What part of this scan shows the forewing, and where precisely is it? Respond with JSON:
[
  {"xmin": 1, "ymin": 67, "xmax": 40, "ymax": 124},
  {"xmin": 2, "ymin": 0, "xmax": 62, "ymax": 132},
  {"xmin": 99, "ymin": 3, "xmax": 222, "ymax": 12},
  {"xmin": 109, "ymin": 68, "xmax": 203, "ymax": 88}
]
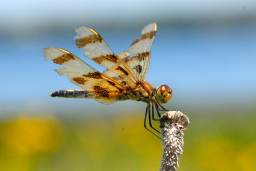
[
  {"xmin": 44, "ymin": 48, "xmax": 123, "ymax": 96},
  {"xmin": 75, "ymin": 26, "xmax": 118, "ymax": 69},
  {"xmin": 125, "ymin": 23, "xmax": 157, "ymax": 80}
]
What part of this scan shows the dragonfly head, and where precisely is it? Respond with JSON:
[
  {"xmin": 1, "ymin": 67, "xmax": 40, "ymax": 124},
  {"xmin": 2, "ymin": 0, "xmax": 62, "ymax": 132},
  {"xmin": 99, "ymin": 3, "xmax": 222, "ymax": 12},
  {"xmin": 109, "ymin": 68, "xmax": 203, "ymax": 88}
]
[{"xmin": 155, "ymin": 84, "xmax": 172, "ymax": 103}]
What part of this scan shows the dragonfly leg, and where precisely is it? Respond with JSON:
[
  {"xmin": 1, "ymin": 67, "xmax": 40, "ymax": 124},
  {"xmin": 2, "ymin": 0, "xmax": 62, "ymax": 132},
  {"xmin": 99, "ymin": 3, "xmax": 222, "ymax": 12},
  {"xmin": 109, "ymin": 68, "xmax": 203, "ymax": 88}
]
[
  {"xmin": 144, "ymin": 103, "xmax": 161, "ymax": 138},
  {"xmin": 148, "ymin": 103, "xmax": 160, "ymax": 133},
  {"xmin": 154, "ymin": 102, "xmax": 162, "ymax": 118},
  {"xmin": 155, "ymin": 99, "xmax": 169, "ymax": 111},
  {"xmin": 152, "ymin": 103, "xmax": 160, "ymax": 121}
]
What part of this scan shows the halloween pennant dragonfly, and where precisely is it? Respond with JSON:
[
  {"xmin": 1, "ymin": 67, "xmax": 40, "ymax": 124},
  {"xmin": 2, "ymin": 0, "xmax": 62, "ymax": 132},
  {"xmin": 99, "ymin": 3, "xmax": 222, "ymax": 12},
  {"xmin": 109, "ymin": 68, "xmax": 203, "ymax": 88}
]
[{"xmin": 44, "ymin": 23, "xmax": 172, "ymax": 136}]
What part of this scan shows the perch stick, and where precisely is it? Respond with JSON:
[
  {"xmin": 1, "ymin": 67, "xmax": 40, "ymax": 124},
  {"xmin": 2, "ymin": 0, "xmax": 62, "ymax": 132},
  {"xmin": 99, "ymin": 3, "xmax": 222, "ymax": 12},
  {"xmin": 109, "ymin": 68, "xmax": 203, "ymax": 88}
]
[{"xmin": 159, "ymin": 111, "xmax": 190, "ymax": 171}]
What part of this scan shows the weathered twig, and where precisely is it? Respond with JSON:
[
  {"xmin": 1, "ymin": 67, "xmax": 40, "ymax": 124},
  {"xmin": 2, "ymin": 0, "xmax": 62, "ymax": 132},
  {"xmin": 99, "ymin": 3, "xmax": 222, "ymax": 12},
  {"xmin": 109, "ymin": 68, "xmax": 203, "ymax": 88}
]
[{"xmin": 160, "ymin": 111, "xmax": 190, "ymax": 171}]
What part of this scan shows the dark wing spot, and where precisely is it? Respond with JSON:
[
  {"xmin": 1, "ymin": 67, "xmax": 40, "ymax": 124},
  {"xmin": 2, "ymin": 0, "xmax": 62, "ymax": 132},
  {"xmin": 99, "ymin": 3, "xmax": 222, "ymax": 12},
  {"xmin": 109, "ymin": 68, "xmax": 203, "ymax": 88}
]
[
  {"xmin": 141, "ymin": 31, "xmax": 156, "ymax": 40},
  {"xmin": 53, "ymin": 53, "xmax": 75, "ymax": 64},
  {"xmin": 107, "ymin": 80, "xmax": 116, "ymax": 86},
  {"xmin": 75, "ymin": 34, "xmax": 103, "ymax": 48},
  {"xmin": 94, "ymin": 54, "xmax": 118, "ymax": 63},
  {"xmin": 83, "ymin": 72, "xmax": 102, "ymax": 79},
  {"xmin": 124, "ymin": 52, "xmax": 149, "ymax": 63},
  {"xmin": 93, "ymin": 86, "xmax": 109, "ymax": 97},
  {"xmin": 138, "ymin": 52, "xmax": 149, "ymax": 61},
  {"xmin": 134, "ymin": 65, "xmax": 142, "ymax": 74},
  {"xmin": 116, "ymin": 66, "xmax": 129, "ymax": 75},
  {"xmin": 73, "ymin": 77, "xmax": 86, "ymax": 84},
  {"xmin": 121, "ymin": 81, "xmax": 127, "ymax": 86},
  {"xmin": 107, "ymin": 80, "xmax": 124, "ymax": 92},
  {"xmin": 130, "ymin": 31, "xmax": 156, "ymax": 46}
]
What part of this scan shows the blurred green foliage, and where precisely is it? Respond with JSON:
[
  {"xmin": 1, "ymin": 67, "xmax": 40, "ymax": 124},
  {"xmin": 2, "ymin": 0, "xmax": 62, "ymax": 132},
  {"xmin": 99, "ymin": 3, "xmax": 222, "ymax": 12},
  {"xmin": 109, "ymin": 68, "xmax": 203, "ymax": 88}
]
[{"xmin": 0, "ymin": 110, "xmax": 255, "ymax": 171}]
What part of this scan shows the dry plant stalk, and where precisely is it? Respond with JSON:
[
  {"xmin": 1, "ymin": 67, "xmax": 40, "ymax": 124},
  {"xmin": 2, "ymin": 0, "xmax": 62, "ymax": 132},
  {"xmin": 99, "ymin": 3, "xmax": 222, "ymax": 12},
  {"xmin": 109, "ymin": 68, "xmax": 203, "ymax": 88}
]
[{"xmin": 160, "ymin": 111, "xmax": 190, "ymax": 171}]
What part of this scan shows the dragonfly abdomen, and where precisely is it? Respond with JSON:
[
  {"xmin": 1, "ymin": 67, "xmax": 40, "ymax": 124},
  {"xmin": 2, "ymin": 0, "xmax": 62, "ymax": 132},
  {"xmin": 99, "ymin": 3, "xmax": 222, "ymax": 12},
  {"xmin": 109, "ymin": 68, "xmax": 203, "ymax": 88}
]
[{"xmin": 51, "ymin": 90, "xmax": 88, "ymax": 98}]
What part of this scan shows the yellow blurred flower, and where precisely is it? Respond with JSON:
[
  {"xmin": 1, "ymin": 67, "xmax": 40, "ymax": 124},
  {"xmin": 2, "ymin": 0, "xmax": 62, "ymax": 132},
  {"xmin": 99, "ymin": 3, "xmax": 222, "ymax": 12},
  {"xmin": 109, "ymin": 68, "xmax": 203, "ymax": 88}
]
[
  {"xmin": 197, "ymin": 139, "xmax": 237, "ymax": 171},
  {"xmin": 237, "ymin": 143, "xmax": 256, "ymax": 171},
  {"xmin": 2, "ymin": 115, "xmax": 62, "ymax": 156}
]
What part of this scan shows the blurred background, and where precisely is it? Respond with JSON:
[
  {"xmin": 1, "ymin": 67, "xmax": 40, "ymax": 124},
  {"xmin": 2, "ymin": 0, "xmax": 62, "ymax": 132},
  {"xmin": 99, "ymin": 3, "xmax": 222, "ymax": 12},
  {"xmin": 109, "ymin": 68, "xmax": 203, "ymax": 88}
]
[{"xmin": 1, "ymin": 0, "xmax": 256, "ymax": 170}]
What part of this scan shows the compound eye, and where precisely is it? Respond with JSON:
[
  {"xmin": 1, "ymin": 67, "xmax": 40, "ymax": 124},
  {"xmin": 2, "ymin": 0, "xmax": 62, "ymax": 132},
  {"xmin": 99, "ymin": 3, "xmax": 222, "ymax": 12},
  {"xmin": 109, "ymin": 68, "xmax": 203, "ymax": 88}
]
[
  {"xmin": 159, "ymin": 85, "xmax": 171, "ymax": 94},
  {"xmin": 160, "ymin": 85, "xmax": 167, "ymax": 93},
  {"xmin": 163, "ymin": 91, "xmax": 172, "ymax": 102},
  {"xmin": 156, "ymin": 85, "xmax": 172, "ymax": 103}
]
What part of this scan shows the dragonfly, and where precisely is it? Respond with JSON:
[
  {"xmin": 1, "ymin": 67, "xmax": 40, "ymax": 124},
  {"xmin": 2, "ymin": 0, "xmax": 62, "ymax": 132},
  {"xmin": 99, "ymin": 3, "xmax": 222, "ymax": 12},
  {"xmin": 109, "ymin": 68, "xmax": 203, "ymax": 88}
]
[{"xmin": 44, "ymin": 23, "xmax": 172, "ymax": 136}]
